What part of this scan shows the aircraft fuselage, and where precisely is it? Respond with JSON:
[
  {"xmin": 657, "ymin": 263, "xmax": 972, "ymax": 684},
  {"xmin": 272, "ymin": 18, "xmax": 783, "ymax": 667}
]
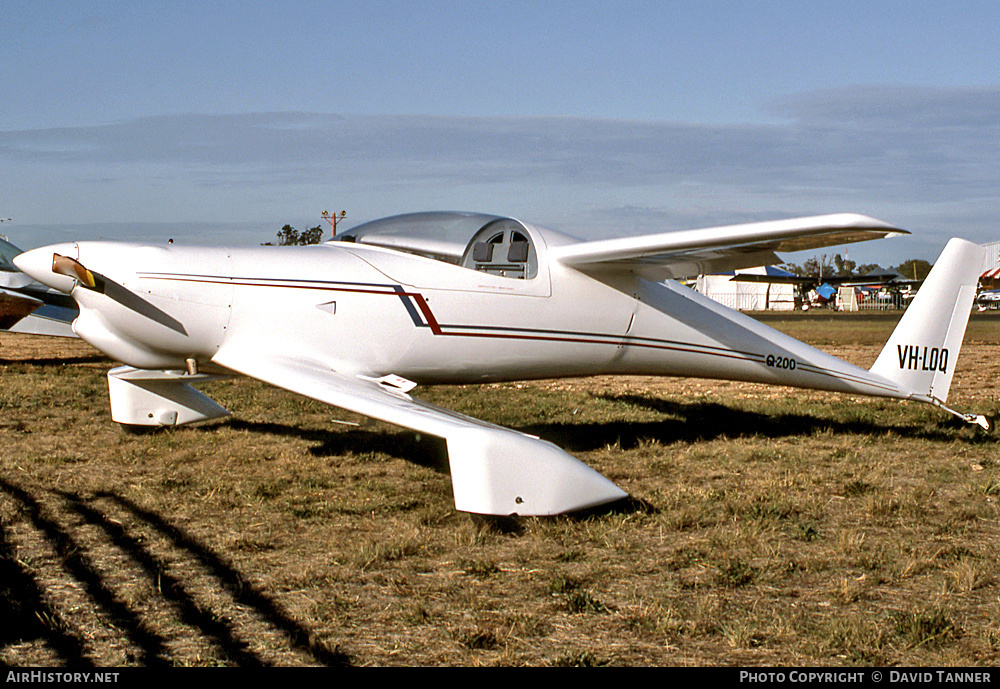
[{"xmin": 33, "ymin": 239, "xmax": 904, "ymax": 400}]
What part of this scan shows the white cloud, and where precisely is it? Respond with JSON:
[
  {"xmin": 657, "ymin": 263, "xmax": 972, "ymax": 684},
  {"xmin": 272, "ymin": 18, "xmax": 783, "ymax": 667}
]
[{"xmin": 3, "ymin": 87, "xmax": 998, "ymax": 264}]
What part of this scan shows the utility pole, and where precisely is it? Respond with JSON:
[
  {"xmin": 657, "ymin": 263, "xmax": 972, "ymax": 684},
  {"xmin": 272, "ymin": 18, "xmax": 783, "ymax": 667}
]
[{"xmin": 322, "ymin": 210, "xmax": 347, "ymax": 238}]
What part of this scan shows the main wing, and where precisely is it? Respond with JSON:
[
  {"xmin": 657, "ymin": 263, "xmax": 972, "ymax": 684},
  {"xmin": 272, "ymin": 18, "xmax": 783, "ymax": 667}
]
[
  {"xmin": 212, "ymin": 347, "xmax": 627, "ymax": 516},
  {"xmin": 551, "ymin": 213, "xmax": 906, "ymax": 280},
  {"xmin": 0, "ymin": 287, "xmax": 78, "ymax": 336},
  {"xmin": 0, "ymin": 288, "xmax": 43, "ymax": 330}
]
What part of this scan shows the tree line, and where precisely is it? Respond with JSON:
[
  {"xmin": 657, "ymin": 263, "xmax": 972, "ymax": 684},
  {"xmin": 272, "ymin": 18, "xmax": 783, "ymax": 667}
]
[
  {"xmin": 262, "ymin": 224, "xmax": 325, "ymax": 246},
  {"xmin": 783, "ymin": 253, "xmax": 933, "ymax": 281}
]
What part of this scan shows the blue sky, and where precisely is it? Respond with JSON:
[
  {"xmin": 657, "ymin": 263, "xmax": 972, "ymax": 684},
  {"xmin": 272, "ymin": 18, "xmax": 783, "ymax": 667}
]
[{"xmin": 3, "ymin": 1, "xmax": 999, "ymax": 267}]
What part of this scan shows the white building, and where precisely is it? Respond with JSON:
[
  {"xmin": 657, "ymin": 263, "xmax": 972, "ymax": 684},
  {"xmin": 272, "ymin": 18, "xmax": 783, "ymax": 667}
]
[{"xmin": 695, "ymin": 266, "xmax": 797, "ymax": 311}]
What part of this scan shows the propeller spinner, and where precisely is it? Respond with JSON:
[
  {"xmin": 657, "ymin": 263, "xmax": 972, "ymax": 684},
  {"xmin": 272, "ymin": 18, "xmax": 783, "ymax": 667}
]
[{"xmin": 13, "ymin": 244, "xmax": 90, "ymax": 293}]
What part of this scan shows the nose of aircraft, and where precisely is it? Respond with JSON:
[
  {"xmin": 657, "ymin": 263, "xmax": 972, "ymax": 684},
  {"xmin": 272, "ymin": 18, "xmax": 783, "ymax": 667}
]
[{"xmin": 13, "ymin": 243, "xmax": 82, "ymax": 293}]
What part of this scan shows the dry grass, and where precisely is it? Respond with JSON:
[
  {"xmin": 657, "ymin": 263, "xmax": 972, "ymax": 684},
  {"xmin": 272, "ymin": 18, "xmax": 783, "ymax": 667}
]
[{"xmin": 1, "ymin": 311, "xmax": 999, "ymax": 666}]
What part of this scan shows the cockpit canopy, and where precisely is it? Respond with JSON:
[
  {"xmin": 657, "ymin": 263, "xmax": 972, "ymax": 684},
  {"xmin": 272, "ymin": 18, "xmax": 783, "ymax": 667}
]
[
  {"xmin": 334, "ymin": 212, "xmax": 538, "ymax": 280},
  {"xmin": 458, "ymin": 218, "xmax": 537, "ymax": 279}
]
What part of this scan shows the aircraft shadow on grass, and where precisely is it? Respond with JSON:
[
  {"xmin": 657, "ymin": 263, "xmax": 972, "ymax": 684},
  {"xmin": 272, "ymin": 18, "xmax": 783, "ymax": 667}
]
[
  {"xmin": 0, "ymin": 478, "xmax": 352, "ymax": 667},
  {"xmin": 0, "ymin": 355, "xmax": 110, "ymax": 367},
  {"xmin": 197, "ymin": 395, "xmax": 991, "ymax": 525},
  {"xmin": 219, "ymin": 392, "xmax": 994, "ymax": 470},
  {"xmin": 580, "ymin": 393, "xmax": 996, "ymax": 447},
  {"xmin": 207, "ymin": 394, "xmax": 997, "ymax": 522}
]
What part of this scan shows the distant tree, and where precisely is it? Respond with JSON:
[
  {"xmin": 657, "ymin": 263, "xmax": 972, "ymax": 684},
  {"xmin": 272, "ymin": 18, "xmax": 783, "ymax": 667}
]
[
  {"xmin": 299, "ymin": 225, "xmax": 325, "ymax": 245},
  {"xmin": 263, "ymin": 224, "xmax": 325, "ymax": 246},
  {"xmin": 787, "ymin": 254, "xmax": 835, "ymax": 280},
  {"xmin": 786, "ymin": 255, "xmax": 888, "ymax": 281},
  {"xmin": 832, "ymin": 253, "xmax": 856, "ymax": 277},
  {"xmin": 892, "ymin": 259, "xmax": 933, "ymax": 281}
]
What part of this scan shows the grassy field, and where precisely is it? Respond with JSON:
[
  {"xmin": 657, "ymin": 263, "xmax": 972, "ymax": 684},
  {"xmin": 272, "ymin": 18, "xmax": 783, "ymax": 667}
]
[{"xmin": 1, "ymin": 311, "xmax": 999, "ymax": 666}]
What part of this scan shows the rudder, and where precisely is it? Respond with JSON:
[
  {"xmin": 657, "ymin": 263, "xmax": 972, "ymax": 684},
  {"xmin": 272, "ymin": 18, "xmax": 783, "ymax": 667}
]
[{"xmin": 870, "ymin": 238, "xmax": 985, "ymax": 403}]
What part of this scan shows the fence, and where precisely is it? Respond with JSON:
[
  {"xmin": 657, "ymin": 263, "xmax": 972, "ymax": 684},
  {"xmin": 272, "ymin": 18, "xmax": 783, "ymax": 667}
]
[
  {"xmin": 705, "ymin": 289, "xmax": 909, "ymax": 311},
  {"xmin": 841, "ymin": 287, "xmax": 908, "ymax": 311},
  {"xmin": 701, "ymin": 292, "xmax": 797, "ymax": 311}
]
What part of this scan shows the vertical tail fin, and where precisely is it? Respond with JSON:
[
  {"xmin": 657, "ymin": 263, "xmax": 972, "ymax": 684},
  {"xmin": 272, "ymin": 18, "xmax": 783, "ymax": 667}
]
[{"xmin": 870, "ymin": 238, "xmax": 985, "ymax": 403}]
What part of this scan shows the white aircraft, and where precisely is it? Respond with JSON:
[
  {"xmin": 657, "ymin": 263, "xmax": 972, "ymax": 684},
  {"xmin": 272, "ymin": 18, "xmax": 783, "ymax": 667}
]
[
  {"xmin": 0, "ymin": 236, "xmax": 77, "ymax": 337},
  {"xmin": 13, "ymin": 212, "xmax": 990, "ymax": 516},
  {"xmin": 977, "ymin": 288, "xmax": 1000, "ymax": 310}
]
